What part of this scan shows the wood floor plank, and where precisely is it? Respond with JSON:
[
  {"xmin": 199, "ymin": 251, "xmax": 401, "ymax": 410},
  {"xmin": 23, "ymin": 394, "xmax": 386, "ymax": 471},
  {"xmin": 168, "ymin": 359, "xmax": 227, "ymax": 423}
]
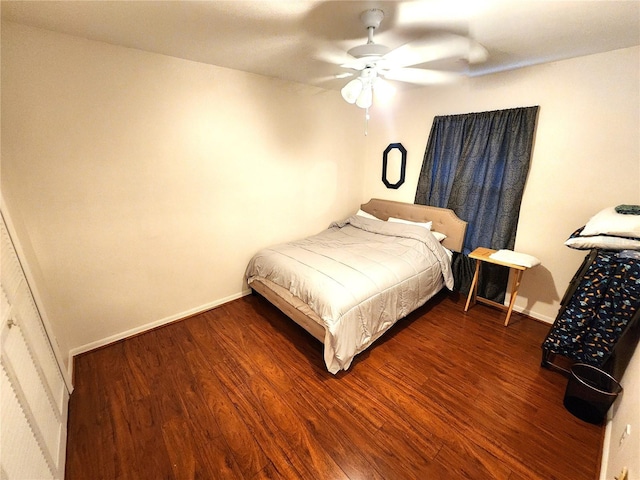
[
  {"xmin": 283, "ymin": 379, "xmax": 389, "ymax": 480},
  {"xmin": 223, "ymin": 380, "xmax": 315, "ymax": 479},
  {"xmin": 185, "ymin": 348, "xmax": 269, "ymax": 479},
  {"xmin": 160, "ymin": 416, "xmax": 199, "ymax": 479},
  {"xmin": 106, "ymin": 380, "xmax": 145, "ymax": 478},
  {"xmin": 65, "ymin": 357, "xmax": 117, "ymax": 480},
  {"xmin": 246, "ymin": 373, "xmax": 350, "ymax": 480},
  {"xmin": 66, "ymin": 293, "xmax": 603, "ymax": 480},
  {"xmin": 433, "ymin": 441, "xmax": 513, "ymax": 480}
]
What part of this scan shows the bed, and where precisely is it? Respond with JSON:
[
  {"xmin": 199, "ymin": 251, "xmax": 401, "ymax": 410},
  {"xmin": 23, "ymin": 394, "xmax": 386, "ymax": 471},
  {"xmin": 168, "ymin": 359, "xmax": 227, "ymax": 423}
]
[{"xmin": 245, "ymin": 198, "xmax": 468, "ymax": 374}]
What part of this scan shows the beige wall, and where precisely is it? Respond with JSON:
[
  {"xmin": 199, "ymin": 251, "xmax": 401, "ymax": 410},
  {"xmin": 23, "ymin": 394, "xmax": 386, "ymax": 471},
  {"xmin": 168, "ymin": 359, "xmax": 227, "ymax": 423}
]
[
  {"xmin": 364, "ymin": 46, "xmax": 640, "ymax": 323},
  {"xmin": 1, "ymin": 22, "xmax": 366, "ymax": 359}
]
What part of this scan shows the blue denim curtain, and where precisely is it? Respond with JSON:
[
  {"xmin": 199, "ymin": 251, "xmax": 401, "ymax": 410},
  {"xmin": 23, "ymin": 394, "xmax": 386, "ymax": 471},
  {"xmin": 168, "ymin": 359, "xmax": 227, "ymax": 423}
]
[{"xmin": 415, "ymin": 106, "xmax": 539, "ymax": 301}]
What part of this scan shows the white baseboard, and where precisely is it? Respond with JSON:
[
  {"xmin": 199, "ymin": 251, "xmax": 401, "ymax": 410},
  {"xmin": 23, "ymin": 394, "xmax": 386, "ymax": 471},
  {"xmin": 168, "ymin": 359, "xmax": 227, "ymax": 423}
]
[
  {"xmin": 599, "ymin": 419, "xmax": 612, "ymax": 480},
  {"xmin": 67, "ymin": 289, "xmax": 253, "ymax": 379}
]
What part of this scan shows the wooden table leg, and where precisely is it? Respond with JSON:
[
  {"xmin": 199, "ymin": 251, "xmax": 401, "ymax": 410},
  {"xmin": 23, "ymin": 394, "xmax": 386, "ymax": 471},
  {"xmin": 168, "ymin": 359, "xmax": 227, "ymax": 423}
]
[
  {"xmin": 465, "ymin": 260, "xmax": 481, "ymax": 312},
  {"xmin": 504, "ymin": 268, "xmax": 524, "ymax": 326}
]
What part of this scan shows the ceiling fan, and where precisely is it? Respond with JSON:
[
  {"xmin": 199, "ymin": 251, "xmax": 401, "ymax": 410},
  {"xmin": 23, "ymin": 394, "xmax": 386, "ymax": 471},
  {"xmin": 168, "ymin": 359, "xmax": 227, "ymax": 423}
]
[{"xmin": 338, "ymin": 9, "xmax": 488, "ymax": 109}]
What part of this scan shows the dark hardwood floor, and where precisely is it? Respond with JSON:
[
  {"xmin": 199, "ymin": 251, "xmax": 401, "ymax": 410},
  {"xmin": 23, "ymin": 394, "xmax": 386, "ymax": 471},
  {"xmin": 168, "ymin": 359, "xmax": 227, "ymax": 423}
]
[{"xmin": 65, "ymin": 291, "xmax": 603, "ymax": 480}]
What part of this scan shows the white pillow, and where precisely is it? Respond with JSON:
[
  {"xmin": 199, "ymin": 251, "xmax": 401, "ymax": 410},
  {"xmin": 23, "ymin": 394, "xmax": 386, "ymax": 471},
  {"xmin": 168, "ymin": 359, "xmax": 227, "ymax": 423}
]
[
  {"xmin": 580, "ymin": 207, "xmax": 640, "ymax": 238},
  {"xmin": 356, "ymin": 209, "xmax": 379, "ymax": 220},
  {"xmin": 387, "ymin": 217, "xmax": 432, "ymax": 231},
  {"xmin": 431, "ymin": 231, "xmax": 447, "ymax": 242},
  {"xmin": 566, "ymin": 234, "xmax": 640, "ymax": 251},
  {"xmin": 489, "ymin": 249, "xmax": 541, "ymax": 268}
]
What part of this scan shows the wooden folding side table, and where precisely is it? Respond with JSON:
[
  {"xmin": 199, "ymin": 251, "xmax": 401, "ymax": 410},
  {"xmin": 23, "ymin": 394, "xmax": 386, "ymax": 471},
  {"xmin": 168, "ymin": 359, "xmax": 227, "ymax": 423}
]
[{"xmin": 464, "ymin": 247, "xmax": 530, "ymax": 326}]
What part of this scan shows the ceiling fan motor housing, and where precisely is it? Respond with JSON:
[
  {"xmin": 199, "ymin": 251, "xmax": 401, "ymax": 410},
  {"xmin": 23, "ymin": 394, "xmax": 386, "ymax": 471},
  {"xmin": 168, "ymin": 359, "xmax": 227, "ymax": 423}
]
[
  {"xmin": 360, "ymin": 9, "xmax": 384, "ymax": 29},
  {"xmin": 348, "ymin": 8, "xmax": 390, "ymax": 59},
  {"xmin": 348, "ymin": 43, "xmax": 390, "ymax": 59}
]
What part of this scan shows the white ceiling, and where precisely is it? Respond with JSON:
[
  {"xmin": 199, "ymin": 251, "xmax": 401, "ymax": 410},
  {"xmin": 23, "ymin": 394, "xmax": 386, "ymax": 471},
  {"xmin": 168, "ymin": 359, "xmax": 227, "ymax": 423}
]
[{"xmin": 2, "ymin": 0, "xmax": 639, "ymax": 91}]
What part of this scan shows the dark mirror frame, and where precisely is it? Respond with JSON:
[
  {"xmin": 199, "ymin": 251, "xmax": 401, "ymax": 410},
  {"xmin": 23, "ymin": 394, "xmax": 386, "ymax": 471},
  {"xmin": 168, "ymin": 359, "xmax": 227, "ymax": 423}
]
[{"xmin": 382, "ymin": 143, "xmax": 407, "ymax": 189}]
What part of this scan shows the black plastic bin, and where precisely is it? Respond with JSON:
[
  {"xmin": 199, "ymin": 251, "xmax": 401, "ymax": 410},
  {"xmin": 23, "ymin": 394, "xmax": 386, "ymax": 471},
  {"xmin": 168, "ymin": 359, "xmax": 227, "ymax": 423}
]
[{"xmin": 563, "ymin": 363, "xmax": 622, "ymax": 424}]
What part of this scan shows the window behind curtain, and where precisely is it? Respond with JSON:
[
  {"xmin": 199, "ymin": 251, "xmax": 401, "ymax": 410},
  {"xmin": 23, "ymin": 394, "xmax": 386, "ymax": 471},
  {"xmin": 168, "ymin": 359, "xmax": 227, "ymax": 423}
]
[{"xmin": 415, "ymin": 106, "xmax": 539, "ymax": 302}]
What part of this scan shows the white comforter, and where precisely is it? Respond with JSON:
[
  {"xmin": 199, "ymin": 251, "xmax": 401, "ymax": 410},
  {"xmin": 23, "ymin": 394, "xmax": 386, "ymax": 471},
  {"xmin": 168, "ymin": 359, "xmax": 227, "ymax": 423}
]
[{"xmin": 245, "ymin": 215, "xmax": 454, "ymax": 373}]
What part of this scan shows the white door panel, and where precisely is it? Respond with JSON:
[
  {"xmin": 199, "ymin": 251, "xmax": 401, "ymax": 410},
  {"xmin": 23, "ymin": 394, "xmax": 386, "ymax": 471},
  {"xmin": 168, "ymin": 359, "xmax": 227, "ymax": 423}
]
[{"xmin": 1, "ymin": 214, "xmax": 70, "ymax": 479}]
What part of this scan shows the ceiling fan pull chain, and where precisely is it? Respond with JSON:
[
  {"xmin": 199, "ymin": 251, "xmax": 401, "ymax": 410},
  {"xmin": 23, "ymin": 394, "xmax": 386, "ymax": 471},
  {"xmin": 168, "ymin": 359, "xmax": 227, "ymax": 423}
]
[{"xmin": 364, "ymin": 107, "xmax": 370, "ymax": 136}]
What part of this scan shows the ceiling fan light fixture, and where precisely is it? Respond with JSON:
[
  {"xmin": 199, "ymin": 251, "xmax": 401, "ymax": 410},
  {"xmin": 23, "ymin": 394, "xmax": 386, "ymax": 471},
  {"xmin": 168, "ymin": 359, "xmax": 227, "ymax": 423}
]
[
  {"xmin": 355, "ymin": 84, "xmax": 373, "ymax": 109},
  {"xmin": 341, "ymin": 78, "xmax": 363, "ymax": 104},
  {"xmin": 373, "ymin": 77, "xmax": 396, "ymax": 104}
]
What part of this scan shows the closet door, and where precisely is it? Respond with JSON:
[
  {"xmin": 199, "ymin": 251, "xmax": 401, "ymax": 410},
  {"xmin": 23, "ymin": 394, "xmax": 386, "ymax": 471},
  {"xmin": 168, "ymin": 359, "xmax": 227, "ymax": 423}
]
[{"xmin": 1, "ymin": 214, "xmax": 70, "ymax": 479}]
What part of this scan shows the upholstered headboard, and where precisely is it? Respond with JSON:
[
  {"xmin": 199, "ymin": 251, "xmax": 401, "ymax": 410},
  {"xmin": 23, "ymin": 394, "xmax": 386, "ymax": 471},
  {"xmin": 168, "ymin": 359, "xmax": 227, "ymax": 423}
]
[{"xmin": 360, "ymin": 198, "xmax": 467, "ymax": 252}]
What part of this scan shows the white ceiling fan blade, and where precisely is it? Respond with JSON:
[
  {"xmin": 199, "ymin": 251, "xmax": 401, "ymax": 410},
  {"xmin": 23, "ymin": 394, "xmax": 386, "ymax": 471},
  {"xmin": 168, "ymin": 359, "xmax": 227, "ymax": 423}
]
[
  {"xmin": 311, "ymin": 73, "xmax": 352, "ymax": 86},
  {"xmin": 340, "ymin": 56, "xmax": 378, "ymax": 71},
  {"xmin": 382, "ymin": 68, "xmax": 459, "ymax": 85},
  {"xmin": 314, "ymin": 43, "xmax": 365, "ymax": 70},
  {"xmin": 383, "ymin": 33, "xmax": 482, "ymax": 69}
]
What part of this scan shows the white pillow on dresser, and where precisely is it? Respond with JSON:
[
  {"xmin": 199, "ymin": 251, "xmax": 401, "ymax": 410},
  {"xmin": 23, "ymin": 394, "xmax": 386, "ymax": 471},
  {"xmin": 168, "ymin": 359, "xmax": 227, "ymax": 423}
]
[{"xmin": 581, "ymin": 207, "xmax": 640, "ymax": 238}]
